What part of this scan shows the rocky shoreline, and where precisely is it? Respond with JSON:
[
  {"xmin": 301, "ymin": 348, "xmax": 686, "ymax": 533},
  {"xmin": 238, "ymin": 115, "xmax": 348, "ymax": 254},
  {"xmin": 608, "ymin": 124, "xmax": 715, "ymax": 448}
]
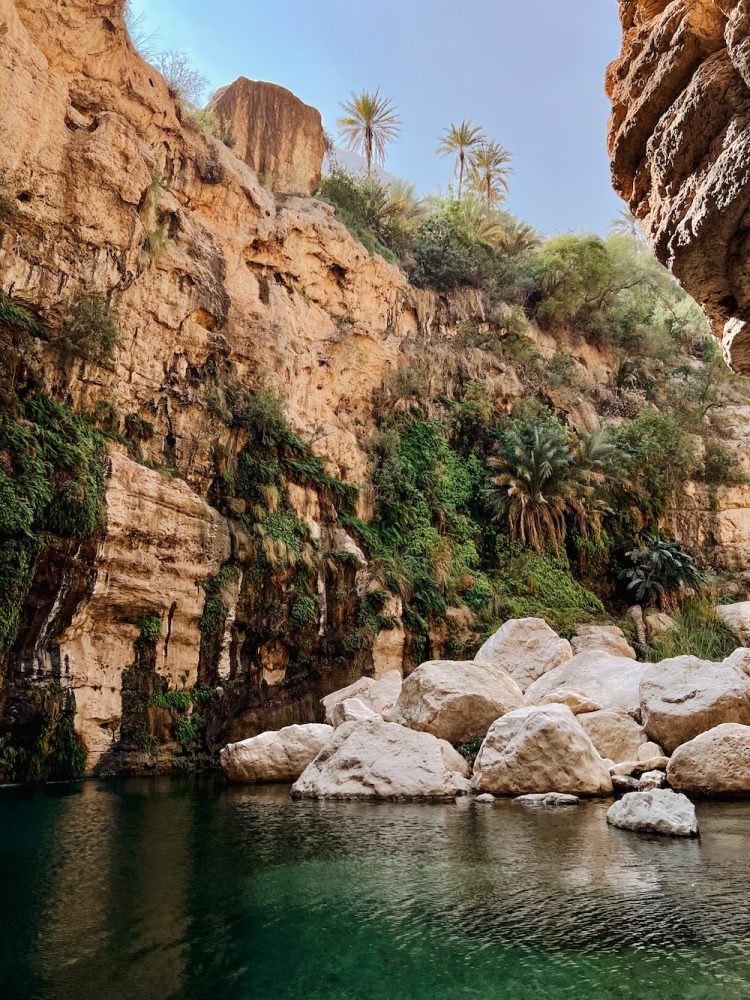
[{"xmin": 221, "ymin": 616, "xmax": 750, "ymax": 837}]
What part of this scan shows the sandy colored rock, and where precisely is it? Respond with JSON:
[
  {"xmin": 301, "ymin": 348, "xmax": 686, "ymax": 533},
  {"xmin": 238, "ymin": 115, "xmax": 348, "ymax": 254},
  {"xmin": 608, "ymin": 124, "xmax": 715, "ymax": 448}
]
[
  {"xmin": 321, "ymin": 670, "xmax": 402, "ymax": 725},
  {"xmin": 638, "ymin": 770, "xmax": 666, "ymax": 791},
  {"xmin": 537, "ymin": 689, "xmax": 603, "ymax": 714},
  {"xmin": 637, "ymin": 741, "xmax": 664, "ymax": 761},
  {"xmin": 209, "ymin": 77, "xmax": 325, "ymax": 196},
  {"xmin": 571, "ymin": 625, "xmax": 636, "ymax": 660},
  {"xmin": 717, "ymin": 602, "xmax": 750, "ymax": 645},
  {"xmin": 644, "ymin": 613, "xmax": 676, "ymax": 638},
  {"xmin": 330, "ymin": 698, "xmax": 379, "ymax": 728},
  {"xmin": 290, "ymin": 718, "xmax": 471, "ymax": 800},
  {"xmin": 667, "ymin": 723, "xmax": 750, "ymax": 795},
  {"xmin": 220, "ymin": 723, "xmax": 334, "ymax": 782},
  {"xmin": 606, "ymin": 790, "xmax": 699, "ymax": 838},
  {"xmin": 578, "ymin": 709, "xmax": 647, "ymax": 763},
  {"xmin": 610, "ymin": 757, "xmax": 670, "ymax": 777},
  {"xmin": 472, "ymin": 704, "xmax": 613, "ymax": 797},
  {"xmin": 392, "ymin": 660, "xmax": 524, "ymax": 745},
  {"xmin": 473, "ymin": 618, "xmax": 572, "ymax": 691},
  {"xmin": 525, "ymin": 652, "xmax": 648, "ymax": 717},
  {"xmin": 640, "ymin": 655, "xmax": 750, "ymax": 754}
]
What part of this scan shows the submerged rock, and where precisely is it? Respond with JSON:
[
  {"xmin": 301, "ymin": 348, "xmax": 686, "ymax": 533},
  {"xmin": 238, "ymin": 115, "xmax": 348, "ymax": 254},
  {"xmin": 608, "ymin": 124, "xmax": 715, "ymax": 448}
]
[
  {"xmin": 473, "ymin": 618, "xmax": 572, "ymax": 691},
  {"xmin": 606, "ymin": 790, "xmax": 699, "ymax": 838},
  {"xmin": 475, "ymin": 793, "xmax": 496, "ymax": 804},
  {"xmin": 472, "ymin": 704, "xmax": 613, "ymax": 797},
  {"xmin": 291, "ymin": 718, "xmax": 471, "ymax": 801},
  {"xmin": 392, "ymin": 659, "xmax": 524, "ymax": 745},
  {"xmin": 667, "ymin": 723, "xmax": 750, "ymax": 795},
  {"xmin": 514, "ymin": 792, "xmax": 580, "ymax": 807},
  {"xmin": 220, "ymin": 723, "xmax": 333, "ymax": 783},
  {"xmin": 578, "ymin": 709, "xmax": 647, "ymax": 763},
  {"xmin": 321, "ymin": 670, "xmax": 402, "ymax": 726},
  {"xmin": 640, "ymin": 655, "xmax": 750, "ymax": 754}
]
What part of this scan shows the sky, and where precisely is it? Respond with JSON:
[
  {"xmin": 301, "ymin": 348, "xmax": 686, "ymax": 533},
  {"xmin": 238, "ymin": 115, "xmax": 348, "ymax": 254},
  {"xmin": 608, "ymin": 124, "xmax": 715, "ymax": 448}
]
[{"xmin": 132, "ymin": 0, "xmax": 624, "ymax": 236}]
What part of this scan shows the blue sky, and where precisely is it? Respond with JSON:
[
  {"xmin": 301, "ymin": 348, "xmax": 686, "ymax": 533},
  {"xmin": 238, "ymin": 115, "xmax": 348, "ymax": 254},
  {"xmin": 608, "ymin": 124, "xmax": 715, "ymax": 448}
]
[{"xmin": 132, "ymin": 0, "xmax": 624, "ymax": 235}]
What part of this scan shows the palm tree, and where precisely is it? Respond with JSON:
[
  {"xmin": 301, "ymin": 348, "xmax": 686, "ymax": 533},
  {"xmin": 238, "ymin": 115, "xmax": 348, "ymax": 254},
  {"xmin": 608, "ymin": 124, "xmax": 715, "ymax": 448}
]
[
  {"xmin": 467, "ymin": 141, "xmax": 513, "ymax": 208},
  {"xmin": 337, "ymin": 90, "xmax": 402, "ymax": 175},
  {"xmin": 436, "ymin": 120, "xmax": 485, "ymax": 200},
  {"xmin": 609, "ymin": 208, "xmax": 644, "ymax": 244},
  {"xmin": 494, "ymin": 216, "xmax": 540, "ymax": 256}
]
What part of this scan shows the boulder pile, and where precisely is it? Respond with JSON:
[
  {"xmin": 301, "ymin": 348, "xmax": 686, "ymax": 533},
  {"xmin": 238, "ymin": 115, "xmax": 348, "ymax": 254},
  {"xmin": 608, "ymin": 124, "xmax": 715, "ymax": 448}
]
[{"xmin": 221, "ymin": 616, "xmax": 750, "ymax": 829}]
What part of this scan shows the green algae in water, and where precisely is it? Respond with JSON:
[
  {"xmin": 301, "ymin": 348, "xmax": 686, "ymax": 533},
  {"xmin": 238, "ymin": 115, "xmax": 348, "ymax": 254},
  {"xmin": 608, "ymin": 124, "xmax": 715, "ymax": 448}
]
[{"xmin": 1, "ymin": 779, "xmax": 750, "ymax": 1000}]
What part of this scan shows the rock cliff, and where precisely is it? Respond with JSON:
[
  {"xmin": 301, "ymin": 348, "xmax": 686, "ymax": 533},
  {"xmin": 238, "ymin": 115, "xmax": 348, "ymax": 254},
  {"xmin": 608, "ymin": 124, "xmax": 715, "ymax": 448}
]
[
  {"xmin": 607, "ymin": 0, "xmax": 750, "ymax": 373},
  {"xmin": 3, "ymin": 0, "xmax": 750, "ymax": 780}
]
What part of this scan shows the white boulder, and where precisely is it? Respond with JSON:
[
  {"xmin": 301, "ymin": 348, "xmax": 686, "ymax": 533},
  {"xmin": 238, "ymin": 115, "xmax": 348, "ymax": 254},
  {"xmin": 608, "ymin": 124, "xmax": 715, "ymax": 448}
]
[
  {"xmin": 392, "ymin": 660, "xmax": 524, "ymax": 745},
  {"xmin": 639, "ymin": 655, "xmax": 750, "ymax": 754},
  {"xmin": 290, "ymin": 718, "xmax": 471, "ymax": 800},
  {"xmin": 474, "ymin": 617, "xmax": 572, "ymax": 691},
  {"xmin": 606, "ymin": 789, "xmax": 699, "ymax": 837},
  {"xmin": 472, "ymin": 704, "xmax": 613, "ymax": 796},
  {"xmin": 514, "ymin": 792, "xmax": 579, "ymax": 807},
  {"xmin": 578, "ymin": 709, "xmax": 647, "ymax": 763},
  {"xmin": 717, "ymin": 602, "xmax": 750, "ymax": 644},
  {"xmin": 321, "ymin": 669, "xmax": 402, "ymax": 725},
  {"xmin": 667, "ymin": 723, "xmax": 750, "ymax": 795},
  {"xmin": 525, "ymin": 651, "xmax": 648, "ymax": 717},
  {"xmin": 571, "ymin": 625, "xmax": 636, "ymax": 660},
  {"xmin": 330, "ymin": 697, "xmax": 379, "ymax": 728},
  {"xmin": 220, "ymin": 723, "xmax": 333, "ymax": 783}
]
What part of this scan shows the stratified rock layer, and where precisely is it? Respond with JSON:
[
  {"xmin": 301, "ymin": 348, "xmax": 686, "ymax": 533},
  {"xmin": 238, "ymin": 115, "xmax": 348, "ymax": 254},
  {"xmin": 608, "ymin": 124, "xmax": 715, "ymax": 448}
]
[{"xmin": 607, "ymin": 0, "xmax": 750, "ymax": 371}]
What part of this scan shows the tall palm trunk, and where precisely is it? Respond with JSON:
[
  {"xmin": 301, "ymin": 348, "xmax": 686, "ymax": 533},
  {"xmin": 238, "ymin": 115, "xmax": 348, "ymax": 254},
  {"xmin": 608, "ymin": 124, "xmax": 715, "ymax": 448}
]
[
  {"xmin": 366, "ymin": 126, "xmax": 373, "ymax": 176},
  {"xmin": 458, "ymin": 150, "xmax": 464, "ymax": 200}
]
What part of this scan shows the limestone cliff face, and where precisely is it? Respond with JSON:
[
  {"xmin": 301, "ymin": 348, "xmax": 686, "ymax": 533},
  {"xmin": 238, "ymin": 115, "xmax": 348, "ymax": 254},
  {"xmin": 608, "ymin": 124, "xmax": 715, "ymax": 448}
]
[
  {"xmin": 607, "ymin": 0, "xmax": 750, "ymax": 373},
  {"xmin": 3, "ymin": 0, "xmax": 750, "ymax": 778}
]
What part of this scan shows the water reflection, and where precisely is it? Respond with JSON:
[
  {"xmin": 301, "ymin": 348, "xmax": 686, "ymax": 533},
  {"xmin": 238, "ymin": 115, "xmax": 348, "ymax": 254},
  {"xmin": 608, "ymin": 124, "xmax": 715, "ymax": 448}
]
[{"xmin": 2, "ymin": 779, "xmax": 750, "ymax": 999}]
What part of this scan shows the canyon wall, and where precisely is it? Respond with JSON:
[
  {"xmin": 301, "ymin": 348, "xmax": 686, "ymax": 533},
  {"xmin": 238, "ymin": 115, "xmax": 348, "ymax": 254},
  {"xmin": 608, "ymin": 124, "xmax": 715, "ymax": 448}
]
[
  {"xmin": 2, "ymin": 0, "xmax": 750, "ymax": 777},
  {"xmin": 607, "ymin": 0, "xmax": 750, "ymax": 373}
]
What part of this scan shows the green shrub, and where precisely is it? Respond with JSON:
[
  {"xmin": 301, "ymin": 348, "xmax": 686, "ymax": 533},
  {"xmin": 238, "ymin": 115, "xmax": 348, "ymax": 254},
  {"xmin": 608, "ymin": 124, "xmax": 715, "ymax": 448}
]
[
  {"xmin": 645, "ymin": 596, "xmax": 739, "ymax": 662},
  {"xmin": 58, "ymin": 293, "xmax": 120, "ymax": 363},
  {"xmin": 702, "ymin": 441, "xmax": 747, "ymax": 485},
  {"xmin": 408, "ymin": 206, "xmax": 492, "ymax": 290},
  {"xmin": 138, "ymin": 615, "xmax": 162, "ymax": 645}
]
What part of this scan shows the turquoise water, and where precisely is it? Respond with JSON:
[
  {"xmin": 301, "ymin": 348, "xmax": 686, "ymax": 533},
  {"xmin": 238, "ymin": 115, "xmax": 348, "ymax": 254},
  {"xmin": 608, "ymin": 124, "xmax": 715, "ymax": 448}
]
[{"xmin": 2, "ymin": 778, "xmax": 750, "ymax": 999}]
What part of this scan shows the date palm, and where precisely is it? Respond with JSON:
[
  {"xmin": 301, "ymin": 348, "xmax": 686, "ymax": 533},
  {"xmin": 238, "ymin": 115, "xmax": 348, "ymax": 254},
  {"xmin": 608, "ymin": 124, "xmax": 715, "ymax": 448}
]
[
  {"xmin": 337, "ymin": 90, "xmax": 402, "ymax": 176},
  {"xmin": 467, "ymin": 141, "xmax": 513, "ymax": 208},
  {"xmin": 436, "ymin": 120, "xmax": 485, "ymax": 200}
]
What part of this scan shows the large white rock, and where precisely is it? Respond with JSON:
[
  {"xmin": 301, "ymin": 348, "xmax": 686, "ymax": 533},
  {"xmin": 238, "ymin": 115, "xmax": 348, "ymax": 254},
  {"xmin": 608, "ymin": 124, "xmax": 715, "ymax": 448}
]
[
  {"xmin": 571, "ymin": 625, "xmax": 636, "ymax": 660},
  {"xmin": 667, "ymin": 723, "xmax": 750, "ymax": 795},
  {"xmin": 472, "ymin": 704, "xmax": 613, "ymax": 796},
  {"xmin": 330, "ymin": 697, "xmax": 379, "ymax": 728},
  {"xmin": 392, "ymin": 660, "xmax": 524, "ymax": 745},
  {"xmin": 220, "ymin": 723, "xmax": 334, "ymax": 783},
  {"xmin": 606, "ymin": 789, "xmax": 699, "ymax": 837},
  {"xmin": 474, "ymin": 618, "xmax": 572, "ymax": 691},
  {"xmin": 640, "ymin": 656, "xmax": 750, "ymax": 754},
  {"xmin": 321, "ymin": 670, "xmax": 402, "ymax": 725},
  {"xmin": 578, "ymin": 709, "xmax": 647, "ymax": 762},
  {"xmin": 525, "ymin": 652, "xmax": 648, "ymax": 717},
  {"xmin": 291, "ymin": 718, "xmax": 471, "ymax": 800}
]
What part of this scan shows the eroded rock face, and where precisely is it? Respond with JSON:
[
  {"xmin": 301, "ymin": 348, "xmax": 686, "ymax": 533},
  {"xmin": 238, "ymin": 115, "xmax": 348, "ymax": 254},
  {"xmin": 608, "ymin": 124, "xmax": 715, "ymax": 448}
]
[
  {"xmin": 474, "ymin": 618, "xmax": 572, "ymax": 691},
  {"xmin": 606, "ymin": 789, "xmax": 699, "ymax": 838},
  {"xmin": 391, "ymin": 660, "xmax": 524, "ymax": 745},
  {"xmin": 607, "ymin": 0, "xmax": 750, "ymax": 371},
  {"xmin": 525, "ymin": 652, "xmax": 648, "ymax": 717},
  {"xmin": 667, "ymin": 722, "xmax": 750, "ymax": 794},
  {"xmin": 209, "ymin": 77, "xmax": 325, "ymax": 196},
  {"xmin": 290, "ymin": 718, "xmax": 472, "ymax": 800},
  {"xmin": 472, "ymin": 704, "xmax": 613, "ymax": 796},
  {"xmin": 640, "ymin": 655, "xmax": 750, "ymax": 753},
  {"xmin": 220, "ymin": 723, "xmax": 333, "ymax": 782}
]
